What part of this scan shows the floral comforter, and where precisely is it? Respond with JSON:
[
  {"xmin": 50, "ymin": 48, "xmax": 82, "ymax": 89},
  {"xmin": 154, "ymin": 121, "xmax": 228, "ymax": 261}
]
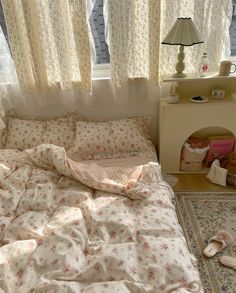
[{"xmin": 0, "ymin": 144, "xmax": 202, "ymax": 293}]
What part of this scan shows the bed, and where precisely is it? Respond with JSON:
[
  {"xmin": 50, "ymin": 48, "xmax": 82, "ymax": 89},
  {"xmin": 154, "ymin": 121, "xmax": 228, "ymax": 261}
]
[{"xmin": 0, "ymin": 113, "xmax": 202, "ymax": 292}]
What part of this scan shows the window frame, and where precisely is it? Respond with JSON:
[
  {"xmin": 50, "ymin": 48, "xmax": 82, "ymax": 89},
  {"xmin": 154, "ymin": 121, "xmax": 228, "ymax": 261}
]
[{"xmin": 92, "ymin": 63, "xmax": 111, "ymax": 80}]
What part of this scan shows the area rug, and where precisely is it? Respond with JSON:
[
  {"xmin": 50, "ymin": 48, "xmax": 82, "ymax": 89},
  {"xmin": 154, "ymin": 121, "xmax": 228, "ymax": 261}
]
[{"xmin": 174, "ymin": 192, "xmax": 236, "ymax": 293}]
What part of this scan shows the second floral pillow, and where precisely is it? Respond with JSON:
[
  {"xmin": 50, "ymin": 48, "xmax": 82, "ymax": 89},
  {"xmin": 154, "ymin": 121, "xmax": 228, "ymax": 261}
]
[{"xmin": 68, "ymin": 117, "xmax": 157, "ymax": 161}]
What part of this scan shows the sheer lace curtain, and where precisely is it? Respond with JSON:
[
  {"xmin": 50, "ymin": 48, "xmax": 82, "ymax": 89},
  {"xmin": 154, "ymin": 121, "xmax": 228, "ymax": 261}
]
[
  {"xmin": 105, "ymin": 0, "xmax": 232, "ymax": 96},
  {"xmin": 160, "ymin": 0, "xmax": 233, "ymax": 76},
  {"xmin": 1, "ymin": 0, "xmax": 93, "ymax": 106}
]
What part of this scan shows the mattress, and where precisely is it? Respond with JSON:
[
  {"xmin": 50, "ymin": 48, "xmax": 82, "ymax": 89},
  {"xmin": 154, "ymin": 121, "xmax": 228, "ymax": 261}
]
[{"xmin": 0, "ymin": 144, "xmax": 202, "ymax": 292}]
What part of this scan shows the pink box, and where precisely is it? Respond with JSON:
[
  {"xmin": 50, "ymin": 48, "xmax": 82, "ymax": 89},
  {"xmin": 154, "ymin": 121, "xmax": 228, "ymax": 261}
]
[{"xmin": 205, "ymin": 136, "xmax": 235, "ymax": 167}]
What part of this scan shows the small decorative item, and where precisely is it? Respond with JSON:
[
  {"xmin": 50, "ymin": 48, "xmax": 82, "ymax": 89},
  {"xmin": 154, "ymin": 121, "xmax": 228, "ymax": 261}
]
[
  {"xmin": 221, "ymin": 152, "xmax": 236, "ymax": 174},
  {"xmin": 199, "ymin": 52, "xmax": 209, "ymax": 77},
  {"xmin": 218, "ymin": 60, "xmax": 236, "ymax": 76},
  {"xmin": 167, "ymin": 82, "xmax": 179, "ymax": 103},
  {"xmin": 190, "ymin": 96, "xmax": 208, "ymax": 103},
  {"xmin": 211, "ymin": 89, "xmax": 225, "ymax": 100}
]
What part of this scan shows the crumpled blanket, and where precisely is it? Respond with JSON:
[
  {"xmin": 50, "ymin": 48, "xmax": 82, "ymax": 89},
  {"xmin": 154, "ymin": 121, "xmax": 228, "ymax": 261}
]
[{"xmin": 0, "ymin": 144, "xmax": 202, "ymax": 293}]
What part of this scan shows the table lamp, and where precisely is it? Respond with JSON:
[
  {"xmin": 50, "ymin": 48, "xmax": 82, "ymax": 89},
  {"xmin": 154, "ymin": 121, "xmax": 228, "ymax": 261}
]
[{"xmin": 162, "ymin": 17, "xmax": 203, "ymax": 78}]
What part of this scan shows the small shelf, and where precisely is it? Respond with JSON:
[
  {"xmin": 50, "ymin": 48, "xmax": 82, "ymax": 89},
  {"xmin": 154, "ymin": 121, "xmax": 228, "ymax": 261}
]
[
  {"xmin": 160, "ymin": 96, "xmax": 236, "ymax": 105},
  {"xmin": 162, "ymin": 71, "xmax": 236, "ymax": 82}
]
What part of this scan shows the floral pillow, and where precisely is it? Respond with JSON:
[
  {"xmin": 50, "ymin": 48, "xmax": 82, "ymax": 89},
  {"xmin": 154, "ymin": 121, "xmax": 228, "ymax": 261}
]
[
  {"xmin": 41, "ymin": 117, "xmax": 75, "ymax": 150},
  {"xmin": 3, "ymin": 112, "xmax": 83, "ymax": 150},
  {"xmin": 110, "ymin": 117, "xmax": 155, "ymax": 156},
  {"xmin": 68, "ymin": 117, "xmax": 157, "ymax": 161},
  {"xmin": 68, "ymin": 121, "xmax": 116, "ymax": 160},
  {"xmin": 4, "ymin": 118, "xmax": 46, "ymax": 149}
]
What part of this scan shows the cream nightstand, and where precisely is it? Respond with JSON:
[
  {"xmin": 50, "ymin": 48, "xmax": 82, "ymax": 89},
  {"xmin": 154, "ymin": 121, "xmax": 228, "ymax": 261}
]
[{"xmin": 158, "ymin": 98, "xmax": 236, "ymax": 173}]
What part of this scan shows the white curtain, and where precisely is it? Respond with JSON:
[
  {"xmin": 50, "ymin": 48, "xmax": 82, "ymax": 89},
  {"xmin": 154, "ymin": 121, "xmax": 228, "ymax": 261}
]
[
  {"xmin": 2, "ymin": 0, "xmax": 93, "ymax": 105},
  {"xmin": 105, "ymin": 0, "xmax": 232, "ymax": 92}
]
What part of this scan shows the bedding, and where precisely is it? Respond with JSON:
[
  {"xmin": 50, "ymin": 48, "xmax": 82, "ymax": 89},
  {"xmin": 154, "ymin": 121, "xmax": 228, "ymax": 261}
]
[
  {"xmin": 0, "ymin": 143, "xmax": 202, "ymax": 292},
  {"xmin": 41, "ymin": 117, "xmax": 75, "ymax": 150},
  {"xmin": 2, "ymin": 112, "xmax": 83, "ymax": 150},
  {"xmin": 68, "ymin": 117, "xmax": 157, "ymax": 161},
  {"xmin": 4, "ymin": 117, "xmax": 46, "ymax": 149}
]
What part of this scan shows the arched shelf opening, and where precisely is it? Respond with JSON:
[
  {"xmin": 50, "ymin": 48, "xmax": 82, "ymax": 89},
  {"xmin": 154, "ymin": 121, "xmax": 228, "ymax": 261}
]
[{"xmin": 179, "ymin": 126, "xmax": 235, "ymax": 172}]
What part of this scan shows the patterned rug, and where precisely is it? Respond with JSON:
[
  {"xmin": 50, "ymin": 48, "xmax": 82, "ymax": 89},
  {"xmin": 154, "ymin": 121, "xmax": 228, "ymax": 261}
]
[{"xmin": 174, "ymin": 192, "xmax": 236, "ymax": 293}]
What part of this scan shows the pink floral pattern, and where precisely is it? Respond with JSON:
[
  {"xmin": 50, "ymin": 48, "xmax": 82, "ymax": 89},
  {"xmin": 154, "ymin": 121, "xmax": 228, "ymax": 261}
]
[
  {"xmin": 68, "ymin": 117, "xmax": 157, "ymax": 161},
  {"xmin": 68, "ymin": 120, "xmax": 116, "ymax": 160},
  {"xmin": 0, "ymin": 145, "xmax": 202, "ymax": 292},
  {"xmin": 110, "ymin": 117, "xmax": 156, "ymax": 157},
  {"xmin": 41, "ymin": 118, "xmax": 75, "ymax": 150},
  {"xmin": 4, "ymin": 117, "xmax": 46, "ymax": 149},
  {"xmin": 3, "ymin": 113, "xmax": 83, "ymax": 150}
]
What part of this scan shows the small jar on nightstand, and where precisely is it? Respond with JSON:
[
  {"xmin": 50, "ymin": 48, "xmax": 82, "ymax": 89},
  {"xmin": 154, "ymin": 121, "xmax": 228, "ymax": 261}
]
[
  {"xmin": 167, "ymin": 82, "xmax": 179, "ymax": 103},
  {"xmin": 167, "ymin": 94, "xmax": 179, "ymax": 104}
]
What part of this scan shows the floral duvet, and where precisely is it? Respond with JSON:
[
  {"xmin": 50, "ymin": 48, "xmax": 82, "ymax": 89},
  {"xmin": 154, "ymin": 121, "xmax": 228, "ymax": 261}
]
[{"xmin": 0, "ymin": 144, "xmax": 202, "ymax": 293}]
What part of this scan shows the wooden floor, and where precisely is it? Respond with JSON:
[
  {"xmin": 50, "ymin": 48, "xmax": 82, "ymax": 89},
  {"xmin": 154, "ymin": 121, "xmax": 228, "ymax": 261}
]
[{"xmin": 172, "ymin": 173, "xmax": 236, "ymax": 192}]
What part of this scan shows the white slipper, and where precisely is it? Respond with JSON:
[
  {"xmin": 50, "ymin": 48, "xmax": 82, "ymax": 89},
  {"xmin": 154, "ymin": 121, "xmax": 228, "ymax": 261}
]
[
  {"xmin": 203, "ymin": 230, "xmax": 233, "ymax": 257},
  {"xmin": 220, "ymin": 256, "xmax": 236, "ymax": 270}
]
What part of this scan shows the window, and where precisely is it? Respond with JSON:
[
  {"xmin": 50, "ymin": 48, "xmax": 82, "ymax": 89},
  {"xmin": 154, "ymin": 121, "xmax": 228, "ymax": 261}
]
[
  {"xmin": 230, "ymin": 0, "xmax": 236, "ymax": 56},
  {"xmin": 89, "ymin": 0, "xmax": 110, "ymax": 64},
  {"xmin": 0, "ymin": 0, "xmax": 110, "ymax": 65},
  {"xmin": 0, "ymin": 0, "xmax": 9, "ymax": 48},
  {"xmin": 0, "ymin": 0, "xmax": 234, "ymax": 71},
  {"xmin": 0, "ymin": 1, "xmax": 18, "ymax": 84}
]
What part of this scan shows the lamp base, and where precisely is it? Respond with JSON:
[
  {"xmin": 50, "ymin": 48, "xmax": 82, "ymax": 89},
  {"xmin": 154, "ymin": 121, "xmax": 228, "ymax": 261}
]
[
  {"xmin": 172, "ymin": 72, "xmax": 187, "ymax": 78},
  {"xmin": 172, "ymin": 45, "xmax": 187, "ymax": 78}
]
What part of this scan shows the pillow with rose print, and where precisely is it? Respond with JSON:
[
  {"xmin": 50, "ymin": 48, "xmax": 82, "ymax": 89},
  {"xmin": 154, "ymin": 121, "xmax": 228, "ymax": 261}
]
[
  {"xmin": 110, "ymin": 117, "xmax": 156, "ymax": 158},
  {"xmin": 5, "ymin": 117, "xmax": 46, "ymax": 150},
  {"xmin": 68, "ymin": 120, "xmax": 117, "ymax": 160},
  {"xmin": 68, "ymin": 117, "xmax": 157, "ymax": 161},
  {"xmin": 41, "ymin": 117, "xmax": 75, "ymax": 150},
  {"xmin": 3, "ymin": 112, "xmax": 84, "ymax": 150},
  {"xmin": 40, "ymin": 112, "xmax": 84, "ymax": 150}
]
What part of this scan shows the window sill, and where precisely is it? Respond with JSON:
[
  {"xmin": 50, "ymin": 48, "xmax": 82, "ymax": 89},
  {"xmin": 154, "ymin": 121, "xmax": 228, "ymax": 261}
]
[
  {"xmin": 92, "ymin": 63, "xmax": 111, "ymax": 80},
  {"xmin": 162, "ymin": 71, "xmax": 236, "ymax": 82}
]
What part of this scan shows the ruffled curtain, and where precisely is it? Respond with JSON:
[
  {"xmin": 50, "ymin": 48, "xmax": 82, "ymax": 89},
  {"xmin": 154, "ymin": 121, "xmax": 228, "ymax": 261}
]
[
  {"xmin": 105, "ymin": 0, "xmax": 232, "ymax": 90},
  {"xmin": 1, "ymin": 0, "xmax": 92, "ymax": 104}
]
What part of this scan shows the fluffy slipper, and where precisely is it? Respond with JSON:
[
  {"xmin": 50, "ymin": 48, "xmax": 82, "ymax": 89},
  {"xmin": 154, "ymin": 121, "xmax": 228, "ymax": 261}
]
[
  {"xmin": 203, "ymin": 230, "xmax": 233, "ymax": 257},
  {"xmin": 220, "ymin": 256, "xmax": 236, "ymax": 270}
]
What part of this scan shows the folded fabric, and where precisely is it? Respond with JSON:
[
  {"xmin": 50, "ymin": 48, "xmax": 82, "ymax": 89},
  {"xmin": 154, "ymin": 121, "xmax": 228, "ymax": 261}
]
[{"xmin": 207, "ymin": 159, "xmax": 227, "ymax": 186}]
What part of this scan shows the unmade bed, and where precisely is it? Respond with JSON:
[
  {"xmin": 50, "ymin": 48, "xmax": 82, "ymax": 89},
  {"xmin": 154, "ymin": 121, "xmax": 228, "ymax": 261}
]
[{"xmin": 0, "ymin": 114, "xmax": 202, "ymax": 292}]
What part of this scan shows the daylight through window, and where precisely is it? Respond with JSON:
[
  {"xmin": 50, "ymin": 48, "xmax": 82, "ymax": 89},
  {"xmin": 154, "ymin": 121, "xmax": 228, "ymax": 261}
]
[{"xmin": 230, "ymin": 0, "xmax": 236, "ymax": 55}]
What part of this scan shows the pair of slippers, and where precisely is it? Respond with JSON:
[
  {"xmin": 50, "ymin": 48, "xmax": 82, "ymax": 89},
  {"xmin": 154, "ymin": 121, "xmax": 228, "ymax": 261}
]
[{"xmin": 203, "ymin": 230, "xmax": 236, "ymax": 270}]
